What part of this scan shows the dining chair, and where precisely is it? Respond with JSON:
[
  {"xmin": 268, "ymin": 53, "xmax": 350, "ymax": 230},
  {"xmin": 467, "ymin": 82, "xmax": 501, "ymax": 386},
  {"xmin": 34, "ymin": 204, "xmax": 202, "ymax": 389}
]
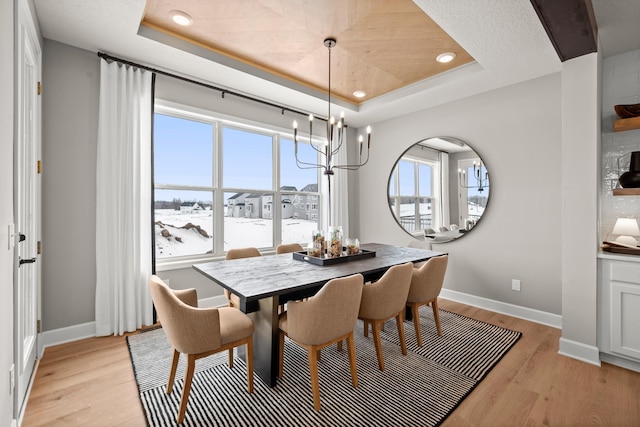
[
  {"xmin": 407, "ymin": 255, "xmax": 449, "ymax": 346},
  {"xmin": 358, "ymin": 262, "xmax": 414, "ymax": 371},
  {"xmin": 274, "ymin": 243, "xmax": 304, "ymax": 313},
  {"xmin": 439, "ymin": 226, "xmax": 449, "ymax": 232},
  {"xmin": 275, "ymin": 243, "xmax": 304, "ymax": 254},
  {"xmin": 149, "ymin": 275, "xmax": 254, "ymax": 424},
  {"xmin": 225, "ymin": 247, "xmax": 261, "ymax": 308},
  {"xmin": 278, "ymin": 273, "xmax": 364, "ymax": 411}
]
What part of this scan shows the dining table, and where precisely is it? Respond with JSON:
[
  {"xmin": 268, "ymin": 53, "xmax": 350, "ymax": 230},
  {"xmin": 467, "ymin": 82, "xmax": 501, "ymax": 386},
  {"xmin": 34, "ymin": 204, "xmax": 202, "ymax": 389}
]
[{"xmin": 192, "ymin": 242, "xmax": 446, "ymax": 386}]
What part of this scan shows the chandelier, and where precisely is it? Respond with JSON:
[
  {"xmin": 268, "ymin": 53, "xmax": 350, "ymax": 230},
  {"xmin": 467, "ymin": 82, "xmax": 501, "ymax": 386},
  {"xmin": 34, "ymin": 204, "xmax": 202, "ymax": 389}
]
[
  {"xmin": 293, "ymin": 38, "xmax": 372, "ymax": 225},
  {"xmin": 458, "ymin": 160, "xmax": 489, "ymax": 192}
]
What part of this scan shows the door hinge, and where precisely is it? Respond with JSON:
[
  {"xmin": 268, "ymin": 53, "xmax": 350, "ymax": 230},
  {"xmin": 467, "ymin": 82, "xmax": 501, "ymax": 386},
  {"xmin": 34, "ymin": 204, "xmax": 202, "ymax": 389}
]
[
  {"xmin": 37, "ymin": 241, "xmax": 41, "ymax": 255},
  {"xmin": 37, "ymin": 160, "xmax": 41, "ymax": 174},
  {"xmin": 37, "ymin": 81, "xmax": 42, "ymax": 95},
  {"xmin": 37, "ymin": 320, "xmax": 41, "ymax": 334}
]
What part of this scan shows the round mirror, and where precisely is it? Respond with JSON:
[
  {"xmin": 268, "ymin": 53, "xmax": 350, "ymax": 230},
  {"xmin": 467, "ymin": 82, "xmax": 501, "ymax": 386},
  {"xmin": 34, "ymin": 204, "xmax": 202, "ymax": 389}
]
[{"xmin": 388, "ymin": 137, "xmax": 490, "ymax": 242}]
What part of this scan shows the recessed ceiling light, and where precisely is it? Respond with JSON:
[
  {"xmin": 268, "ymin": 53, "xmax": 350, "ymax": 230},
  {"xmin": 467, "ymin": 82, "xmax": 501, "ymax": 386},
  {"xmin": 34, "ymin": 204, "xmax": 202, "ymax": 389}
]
[
  {"xmin": 170, "ymin": 10, "xmax": 193, "ymax": 26},
  {"xmin": 436, "ymin": 52, "xmax": 456, "ymax": 63},
  {"xmin": 353, "ymin": 90, "xmax": 366, "ymax": 98}
]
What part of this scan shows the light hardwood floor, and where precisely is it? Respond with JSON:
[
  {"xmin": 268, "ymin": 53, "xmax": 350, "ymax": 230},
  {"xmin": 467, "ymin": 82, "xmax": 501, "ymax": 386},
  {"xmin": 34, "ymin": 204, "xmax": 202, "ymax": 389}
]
[{"xmin": 22, "ymin": 299, "xmax": 640, "ymax": 426}]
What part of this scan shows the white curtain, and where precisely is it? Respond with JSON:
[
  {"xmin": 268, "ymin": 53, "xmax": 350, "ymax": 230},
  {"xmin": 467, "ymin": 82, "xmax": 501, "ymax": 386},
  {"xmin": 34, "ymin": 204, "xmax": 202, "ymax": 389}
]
[
  {"xmin": 95, "ymin": 60, "xmax": 153, "ymax": 336},
  {"xmin": 439, "ymin": 152, "xmax": 450, "ymax": 227}
]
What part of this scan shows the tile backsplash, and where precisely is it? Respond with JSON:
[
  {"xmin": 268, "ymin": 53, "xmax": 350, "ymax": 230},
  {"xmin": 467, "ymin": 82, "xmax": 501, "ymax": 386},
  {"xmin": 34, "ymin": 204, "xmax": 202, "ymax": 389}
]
[{"xmin": 601, "ymin": 49, "xmax": 640, "ymax": 242}]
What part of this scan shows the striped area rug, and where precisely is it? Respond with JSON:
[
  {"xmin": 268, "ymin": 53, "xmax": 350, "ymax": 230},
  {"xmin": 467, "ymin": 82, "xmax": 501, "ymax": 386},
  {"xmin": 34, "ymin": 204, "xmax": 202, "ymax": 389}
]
[{"xmin": 127, "ymin": 308, "xmax": 521, "ymax": 426}]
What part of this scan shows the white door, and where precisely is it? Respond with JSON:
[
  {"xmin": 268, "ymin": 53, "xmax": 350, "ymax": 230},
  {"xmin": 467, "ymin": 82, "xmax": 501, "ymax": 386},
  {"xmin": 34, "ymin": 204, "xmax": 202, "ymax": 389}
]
[{"xmin": 15, "ymin": 0, "xmax": 41, "ymax": 416}]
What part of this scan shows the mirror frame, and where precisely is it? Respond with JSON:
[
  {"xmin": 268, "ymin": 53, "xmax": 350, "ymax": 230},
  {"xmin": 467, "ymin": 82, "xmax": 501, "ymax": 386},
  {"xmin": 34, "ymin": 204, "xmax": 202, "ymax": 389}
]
[{"xmin": 387, "ymin": 136, "xmax": 491, "ymax": 243}]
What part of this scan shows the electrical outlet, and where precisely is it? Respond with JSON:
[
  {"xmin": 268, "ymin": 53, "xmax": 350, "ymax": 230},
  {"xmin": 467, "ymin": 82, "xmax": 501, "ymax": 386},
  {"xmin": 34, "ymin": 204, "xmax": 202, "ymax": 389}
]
[
  {"xmin": 9, "ymin": 364, "xmax": 14, "ymax": 395},
  {"xmin": 511, "ymin": 279, "xmax": 521, "ymax": 292}
]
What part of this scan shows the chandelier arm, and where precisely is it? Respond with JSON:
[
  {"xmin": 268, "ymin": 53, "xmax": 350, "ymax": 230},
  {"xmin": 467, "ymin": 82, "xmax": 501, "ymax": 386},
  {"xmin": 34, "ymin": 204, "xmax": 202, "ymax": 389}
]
[
  {"xmin": 330, "ymin": 136, "xmax": 345, "ymax": 157},
  {"xmin": 295, "ymin": 157, "xmax": 328, "ymax": 170},
  {"xmin": 333, "ymin": 159, "xmax": 369, "ymax": 170},
  {"xmin": 335, "ymin": 146, "xmax": 371, "ymax": 169},
  {"xmin": 308, "ymin": 143, "xmax": 326, "ymax": 155}
]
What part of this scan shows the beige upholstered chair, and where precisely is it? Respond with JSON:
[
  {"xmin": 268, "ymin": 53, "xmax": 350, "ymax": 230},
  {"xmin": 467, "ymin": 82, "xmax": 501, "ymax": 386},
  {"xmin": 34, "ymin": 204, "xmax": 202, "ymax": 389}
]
[
  {"xmin": 278, "ymin": 273, "xmax": 364, "ymax": 411},
  {"xmin": 224, "ymin": 247, "xmax": 261, "ymax": 308},
  {"xmin": 275, "ymin": 243, "xmax": 304, "ymax": 254},
  {"xmin": 149, "ymin": 275, "xmax": 254, "ymax": 424},
  {"xmin": 358, "ymin": 262, "xmax": 413, "ymax": 371},
  {"xmin": 274, "ymin": 243, "xmax": 304, "ymax": 312},
  {"xmin": 407, "ymin": 255, "xmax": 449, "ymax": 346}
]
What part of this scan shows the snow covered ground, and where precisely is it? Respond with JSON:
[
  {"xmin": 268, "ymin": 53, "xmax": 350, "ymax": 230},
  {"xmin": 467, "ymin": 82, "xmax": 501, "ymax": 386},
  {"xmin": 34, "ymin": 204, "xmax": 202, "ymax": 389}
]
[
  {"xmin": 155, "ymin": 201, "xmax": 485, "ymax": 258},
  {"xmin": 155, "ymin": 209, "xmax": 317, "ymax": 258}
]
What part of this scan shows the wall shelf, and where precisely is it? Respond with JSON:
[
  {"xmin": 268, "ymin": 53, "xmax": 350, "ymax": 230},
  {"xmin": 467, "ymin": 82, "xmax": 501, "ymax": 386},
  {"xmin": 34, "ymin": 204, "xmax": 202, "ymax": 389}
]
[
  {"xmin": 613, "ymin": 188, "xmax": 640, "ymax": 196},
  {"xmin": 614, "ymin": 116, "xmax": 640, "ymax": 132}
]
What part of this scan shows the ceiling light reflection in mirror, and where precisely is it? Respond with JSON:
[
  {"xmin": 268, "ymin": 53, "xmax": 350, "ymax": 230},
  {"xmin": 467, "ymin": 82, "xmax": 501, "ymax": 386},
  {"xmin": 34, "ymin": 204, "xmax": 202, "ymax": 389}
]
[{"xmin": 387, "ymin": 137, "xmax": 490, "ymax": 243}]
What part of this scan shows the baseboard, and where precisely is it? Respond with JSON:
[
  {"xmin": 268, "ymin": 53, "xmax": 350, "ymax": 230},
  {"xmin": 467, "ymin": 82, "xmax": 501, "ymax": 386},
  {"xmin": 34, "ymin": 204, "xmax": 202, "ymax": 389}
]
[
  {"xmin": 440, "ymin": 288, "xmax": 563, "ymax": 329},
  {"xmin": 599, "ymin": 352, "xmax": 640, "ymax": 373},
  {"xmin": 41, "ymin": 321, "xmax": 96, "ymax": 350},
  {"xmin": 16, "ymin": 358, "xmax": 38, "ymax": 427},
  {"xmin": 440, "ymin": 289, "xmax": 604, "ymax": 366},
  {"xmin": 40, "ymin": 296, "xmax": 228, "ymax": 349},
  {"xmin": 558, "ymin": 337, "xmax": 601, "ymax": 366}
]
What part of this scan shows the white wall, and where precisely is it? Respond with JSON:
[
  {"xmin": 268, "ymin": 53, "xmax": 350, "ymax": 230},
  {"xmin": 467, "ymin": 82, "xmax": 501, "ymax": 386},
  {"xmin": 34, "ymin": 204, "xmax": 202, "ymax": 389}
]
[
  {"xmin": 41, "ymin": 39, "xmax": 100, "ymax": 330},
  {"xmin": 1, "ymin": 0, "xmax": 15, "ymax": 424},
  {"xmin": 356, "ymin": 73, "xmax": 564, "ymax": 315},
  {"xmin": 559, "ymin": 53, "xmax": 601, "ymax": 364}
]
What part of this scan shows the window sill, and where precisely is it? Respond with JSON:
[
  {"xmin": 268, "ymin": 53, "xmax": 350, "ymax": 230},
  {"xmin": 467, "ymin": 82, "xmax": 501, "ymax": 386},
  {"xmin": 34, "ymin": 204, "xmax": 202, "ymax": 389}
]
[
  {"xmin": 155, "ymin": 249, "xmax": 279, "ymax": 272},
  {"xmin": 155, "ymin": 255, "xmax": 224, "ymax": 272}
]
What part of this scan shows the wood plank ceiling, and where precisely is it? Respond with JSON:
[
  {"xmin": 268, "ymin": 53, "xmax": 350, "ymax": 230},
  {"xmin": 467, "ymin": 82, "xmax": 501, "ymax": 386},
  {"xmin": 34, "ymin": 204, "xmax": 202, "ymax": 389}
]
[{"xmin": 140, "ymin": 0, "xmax": 474, "ymax": 104}]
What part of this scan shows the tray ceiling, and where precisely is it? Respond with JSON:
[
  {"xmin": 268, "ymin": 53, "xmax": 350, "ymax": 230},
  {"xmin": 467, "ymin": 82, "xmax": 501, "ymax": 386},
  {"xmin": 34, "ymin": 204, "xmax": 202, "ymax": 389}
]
[{"xmin": 140, "ymin": 0, "xmax": 474, "ymax": 104}]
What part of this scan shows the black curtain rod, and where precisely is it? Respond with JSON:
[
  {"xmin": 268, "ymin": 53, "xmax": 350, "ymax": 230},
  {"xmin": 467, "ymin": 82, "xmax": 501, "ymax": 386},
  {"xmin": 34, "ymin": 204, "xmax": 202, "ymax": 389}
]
[{"xmin": 97, "ymin": 52, "xmax": 323, "ymax": 121}]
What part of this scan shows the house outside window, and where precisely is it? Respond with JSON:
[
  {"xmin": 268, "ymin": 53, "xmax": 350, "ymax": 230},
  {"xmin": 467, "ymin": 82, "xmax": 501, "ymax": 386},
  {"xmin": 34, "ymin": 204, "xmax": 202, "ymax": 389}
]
[{"xmin": 153, "ymin": 102, "xmax": 320, "ymax": 263}]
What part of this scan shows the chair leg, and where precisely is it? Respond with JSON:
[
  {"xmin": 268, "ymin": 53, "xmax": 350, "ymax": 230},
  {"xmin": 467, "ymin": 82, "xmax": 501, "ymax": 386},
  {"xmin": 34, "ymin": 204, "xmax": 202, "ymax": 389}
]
[
  {"xmin": 372, "ymin": 320, "xmax": 385, "ymax": 371},
  {"xmin": 346, "ymin": 332, "xmax": 359, "ymax": 388},
  {"xmin": 177, "ymin": 354, "xmax": 196, "ymax": 424},
  {"xmin": 228, "ymin": 348, "xmax": 234, "ymax": 368},
  {"xmin": 411, "ymin": 302, "xmax": 423, "ymax": 347},
  {"xmin": 432, "ymin": 298, "xmax": 442, "ymax": 336},
  {"xmin": 396, "ymin": 312, "xmax": 407, "ymax": 356},
  {"xmin": 307, "ymin": 346, "xmax": 322, "ymax": 411},
  {"xmin": 167, "ymin": 349, "xmax": 180, "ymax": 394},
  {"xmin": 246, "ymin": 338, "xmax": 254, "ymax": 393},
  {"xmin": 278, "ymin": 331, "xmax": 285, "ymax": 378},
  {"xmin": 363, "ymin": 320, "xmax": 369, "ymax": 337},
  {"xmin": 336, "ymin": 340, "xmax": 343, "ymax": 352}
]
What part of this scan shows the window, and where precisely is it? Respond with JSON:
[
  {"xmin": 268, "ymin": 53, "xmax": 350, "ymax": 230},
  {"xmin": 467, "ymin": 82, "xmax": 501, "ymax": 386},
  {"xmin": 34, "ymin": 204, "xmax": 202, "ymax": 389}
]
[
  {"xmin": 389, "ymin": 158, "xmax": 435, "ymax": 233},
  {"xmin": 153, "ymin": 103, "xmax": 320, "ymax": 263}
]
